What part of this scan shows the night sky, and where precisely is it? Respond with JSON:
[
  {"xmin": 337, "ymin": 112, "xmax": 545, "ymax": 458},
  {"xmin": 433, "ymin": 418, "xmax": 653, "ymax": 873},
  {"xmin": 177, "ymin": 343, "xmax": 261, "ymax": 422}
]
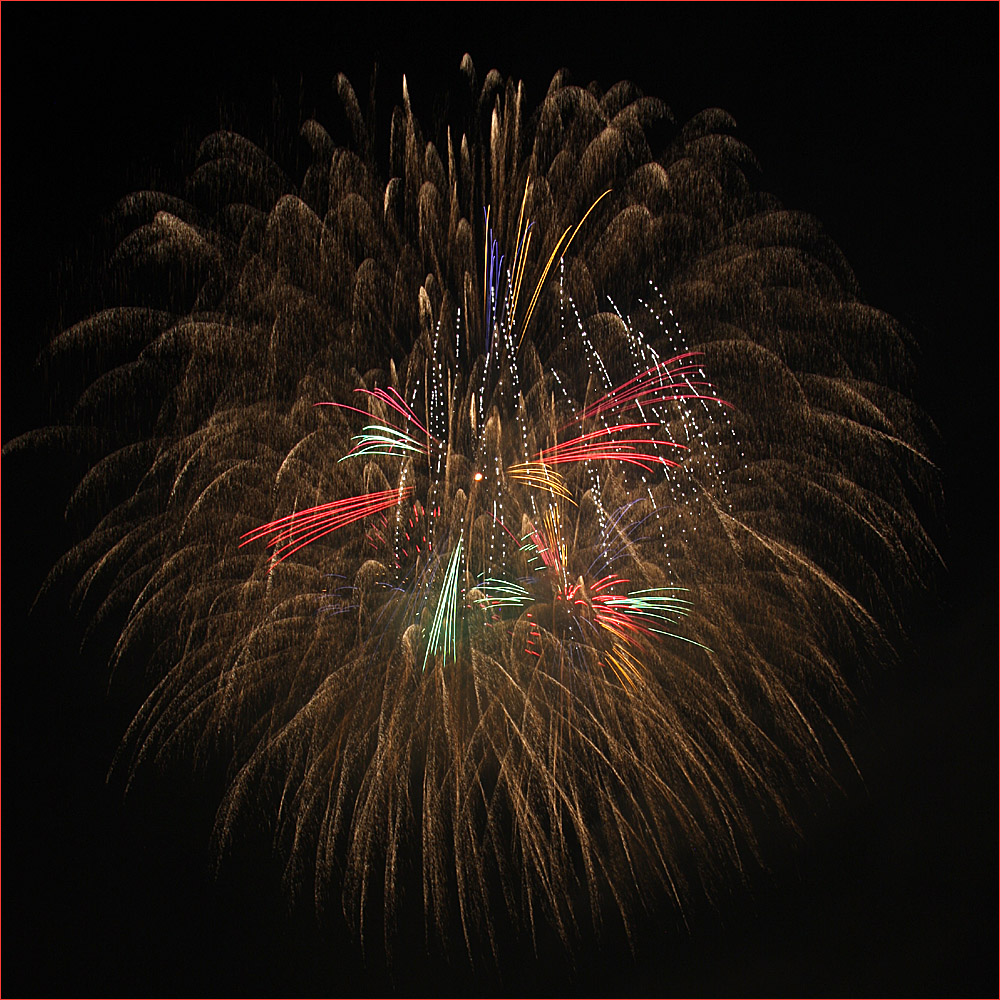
[{"xmin": 4, "ymin": 6, "xmax": 995, "ymax": 995}]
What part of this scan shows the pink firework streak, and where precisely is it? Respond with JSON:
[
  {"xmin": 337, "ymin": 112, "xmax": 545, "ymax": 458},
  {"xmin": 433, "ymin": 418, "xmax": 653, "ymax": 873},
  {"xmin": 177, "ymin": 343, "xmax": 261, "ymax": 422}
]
[{"xmin": 316, "ymin": 386, "xmax": 438, "ymax": 443}]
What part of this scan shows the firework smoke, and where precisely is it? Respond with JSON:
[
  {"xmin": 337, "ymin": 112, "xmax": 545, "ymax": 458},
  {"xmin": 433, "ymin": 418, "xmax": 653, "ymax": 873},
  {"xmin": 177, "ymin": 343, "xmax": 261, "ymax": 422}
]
[{"xmin": 18, "ymin": 59, "xmax": 939, "ymax": 965}]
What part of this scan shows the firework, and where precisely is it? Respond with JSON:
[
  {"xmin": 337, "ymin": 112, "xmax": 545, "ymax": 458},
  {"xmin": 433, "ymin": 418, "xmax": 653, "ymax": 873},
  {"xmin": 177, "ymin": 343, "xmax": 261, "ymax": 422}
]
[{"xmin": 22, "ymin": 58, "xmax": 940, "ymax": 965}]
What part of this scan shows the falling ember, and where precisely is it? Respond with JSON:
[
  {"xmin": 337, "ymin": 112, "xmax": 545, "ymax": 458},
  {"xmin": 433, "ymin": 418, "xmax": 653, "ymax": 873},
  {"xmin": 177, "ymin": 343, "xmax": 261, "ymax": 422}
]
[{"xmin": 19, "ymin": 55, "xmax": 941, "ymax": 969}]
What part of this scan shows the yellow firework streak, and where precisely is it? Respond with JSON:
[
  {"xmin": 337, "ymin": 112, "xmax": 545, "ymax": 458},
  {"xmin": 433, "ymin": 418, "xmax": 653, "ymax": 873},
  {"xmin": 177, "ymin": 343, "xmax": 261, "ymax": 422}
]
[
  {"xmin": 510, "ymin": 177, "xmax": 533, "ymax": 320},
  {"xmin": 542, "ymin": 506, "xmax": 568, "ymax": 571},
  {"xmin": 518, "ymin": 188, "xmax": 612, "ymax": 349},
  {"xmin": 605, "ymin": 642, "xmax": 642, "ymax": 689},
  {"xmin": 506, "ymin": 462, "xmax": 577, "ymax": 504}
]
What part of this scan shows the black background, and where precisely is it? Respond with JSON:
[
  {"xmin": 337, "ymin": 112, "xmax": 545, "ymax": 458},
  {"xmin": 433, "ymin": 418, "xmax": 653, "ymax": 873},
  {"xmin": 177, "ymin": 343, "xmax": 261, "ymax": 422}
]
[{"xmin": 3, "ymin": 5, "xmax": 996, "ymax": 995}]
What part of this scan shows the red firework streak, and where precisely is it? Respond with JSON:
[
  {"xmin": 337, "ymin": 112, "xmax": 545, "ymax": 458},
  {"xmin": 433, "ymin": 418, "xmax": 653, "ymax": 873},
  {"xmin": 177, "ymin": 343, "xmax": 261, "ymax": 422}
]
[
  {"xmin": 240, "ymin": 487, "xmax": 412, "ymax": 567},
  {"xmin": 571, "ymin": 352, "xmax": 731, "ymax": 425},
  {"xmin": 536, "ymin": 423, "xmax": 687, "ymax": 473},
  {"xmin": 524, "ymin": 610, "xmax": 542, "ymax": 657}
]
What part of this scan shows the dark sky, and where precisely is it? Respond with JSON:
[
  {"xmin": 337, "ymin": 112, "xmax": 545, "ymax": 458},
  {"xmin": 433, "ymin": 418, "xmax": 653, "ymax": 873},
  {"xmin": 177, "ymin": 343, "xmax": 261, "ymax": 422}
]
[{"xmin": 4, "ymin": 5, "xmax": 996, "ymax": 995}]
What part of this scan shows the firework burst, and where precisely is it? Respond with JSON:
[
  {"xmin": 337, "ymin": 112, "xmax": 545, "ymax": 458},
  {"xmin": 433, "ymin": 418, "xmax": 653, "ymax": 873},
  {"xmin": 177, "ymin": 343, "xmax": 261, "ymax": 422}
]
[{"xmin": 22, "ymin": 58, "xmax": 940, "ymax": 965}]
